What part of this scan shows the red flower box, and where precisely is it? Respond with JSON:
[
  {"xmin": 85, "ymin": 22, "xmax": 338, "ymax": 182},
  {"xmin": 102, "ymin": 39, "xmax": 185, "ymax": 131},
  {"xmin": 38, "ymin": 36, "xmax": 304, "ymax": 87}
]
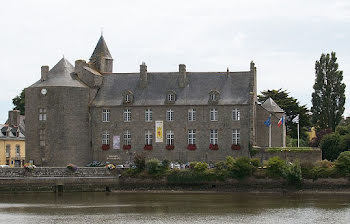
[
  {"xmin": 187, "ymin": 144, "xmax": 197, "ymax": 150},
  {"xmin": 231, "ymin": 144, "xmax": 241, "ymax": 150},
  {"xmin": 144, "ymin": 145, "xmax": 153, "ymax": 150},
  {"xmin": 166, "ymin": 145, "xmax": 175, "ymax": 150},
  {"xmin": 123, "ymin": 145, "xmax": 131, "ymax": 150},
  {"xmin": 101, "ymin": 144, "xmax": 110, "ymax": 150},
  {"xmin": 209, "ymin": 144, "xmax": 219, "ymax": 150}
]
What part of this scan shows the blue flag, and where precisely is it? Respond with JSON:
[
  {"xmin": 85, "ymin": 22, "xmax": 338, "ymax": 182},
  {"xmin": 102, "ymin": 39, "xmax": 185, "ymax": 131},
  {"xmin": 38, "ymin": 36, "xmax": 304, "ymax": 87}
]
[{"xmin": 264, "ymin": 116, "xmax": 271, "ymax": 127}]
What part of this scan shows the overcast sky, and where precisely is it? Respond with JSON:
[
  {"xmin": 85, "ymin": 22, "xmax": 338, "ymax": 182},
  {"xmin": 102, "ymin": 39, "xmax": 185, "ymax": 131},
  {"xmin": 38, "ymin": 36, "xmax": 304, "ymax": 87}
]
[{"xmin": 0, "ymin": 0, "xmax": 349, "ymax": 123}]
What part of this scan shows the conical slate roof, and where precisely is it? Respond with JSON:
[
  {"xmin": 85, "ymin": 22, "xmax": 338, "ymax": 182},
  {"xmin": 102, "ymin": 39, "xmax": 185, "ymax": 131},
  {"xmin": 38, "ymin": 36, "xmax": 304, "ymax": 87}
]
[
  {"xmin": 89, "ymin": 35, "xmax": 112, "ymax": 60},
  {"xmin": 29, "ymin": 58, "xmax": 87, "ymax": 88},
  {"xmin": 261, "ymin": 97, "xmax": 284, "ymax": 113}
]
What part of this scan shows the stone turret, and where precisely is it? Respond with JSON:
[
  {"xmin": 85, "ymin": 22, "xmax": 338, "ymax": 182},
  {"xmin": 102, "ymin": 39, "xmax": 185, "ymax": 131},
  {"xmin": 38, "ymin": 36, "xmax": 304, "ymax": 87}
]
[{"xmin": 89, "ymin": 35, "xmax": 113, "ymax": 73}]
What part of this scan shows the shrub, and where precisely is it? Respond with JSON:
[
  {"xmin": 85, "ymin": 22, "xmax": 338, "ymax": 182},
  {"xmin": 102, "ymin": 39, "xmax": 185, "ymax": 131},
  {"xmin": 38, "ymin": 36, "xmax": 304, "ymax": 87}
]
[
  {"xmin": 193, "ymin": 162, "xmax": 208, "ymax": 172},
  {"xmin": 146, "ymin": 158, "xmax": 161, "ymax": 175},
  {"xmin": 225, "ymin": 156, "xmax": 235, "ymax": 171},
  {"xmin": 335, "ymin": 151, "xmax": 350, "ymax": 177},
  {"xmin": 320, "ymin": 133, "xmax": 343, "ymax": 161},
  {"xmin": 300, "ymin": 161, "xmax": 315, "ymax": 179},
  {"xmin": 231, "ymin": 157, "xmax": 255, "ymax": 179},
  {"xmin": 283, "ymin": 161, "xmax": 302, "ymax": 186},
  {"xmin": 215, "ymin": 161, "xmax": 226, "ymax": 171},
  {"xmin": 134, "ymin": 153, "xmax": 146, "ymax": 171},
  {"xmin": 250, "ymin": 158, "xmax": 261, "ymax": 168},
  {"xmin": 161, "ymin": 159, "xmax": 170, "ymax": 170},
  {"xmin": 266, "ymin": 157, "xmax": 287, "ymax": 178}
]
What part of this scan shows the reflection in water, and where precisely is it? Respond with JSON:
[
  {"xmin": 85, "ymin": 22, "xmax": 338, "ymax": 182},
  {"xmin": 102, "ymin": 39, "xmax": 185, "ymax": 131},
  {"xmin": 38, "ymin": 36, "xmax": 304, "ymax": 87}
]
[{"xmin": 0, "ymin": 192, "xmax": 349, "ymax": 223}]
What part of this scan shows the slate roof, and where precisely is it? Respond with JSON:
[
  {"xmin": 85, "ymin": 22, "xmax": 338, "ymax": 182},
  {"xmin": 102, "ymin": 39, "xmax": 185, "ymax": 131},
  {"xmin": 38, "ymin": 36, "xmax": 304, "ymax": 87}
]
[
  {"xmin": 92, "ymin": 71, "xmax": 252, "ymax": 106},
  {"xmin": 90, "ymin": 35, "xmax": 112, "ymax": 60},
  {"xmin": 0, "ymin": 124, "xmax": 25, "ymax": 139},
  {"xmin": 261, "ymin": 97, "xmax": 284, "ymax": 113},
  {"xmin": 29, "ymin": 58, "xmax": 87, "ymax": 88}
]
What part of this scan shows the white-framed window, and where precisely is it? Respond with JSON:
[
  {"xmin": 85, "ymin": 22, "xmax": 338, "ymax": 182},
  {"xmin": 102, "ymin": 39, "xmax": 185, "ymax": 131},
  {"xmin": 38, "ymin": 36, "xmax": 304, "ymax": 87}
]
[
  {"xmin": 15, "ymin": 145, "xmax": 20, "ymax": 157},
  {"xmin": 145, "ymin": 109, "xmax": 152, "ymax": 122},
  {"xmin": 232, "ymin": 129, "xmax": 240, "ymax": 145},
  {"xmin": 167, "ymin": 93, "xmax": 175, "ymax": 102},
  {"xmin": 125, "ymin": 94, "xmax": 130, "ymax": 103},
  {"xmin": 166, "ymin": 130, "xmax": 174, "ymax": 145},
  {"xmin": 188, "ymin": 108, "xmax": 196, "ymax": 121},
  {"xmin": 232, "ymin": 108, "xmax": 240, "ymax": 121},
  {"xmin": 102, "ymin": 109, "xmax": 110, "ymax": 122},
  {"xmin": 210, "ymin": 108, "xmax": 218, "ymax": 121},
  {"xmin": 123, "ymin": 130, "xmax": 131, "ymax": 145},
  {"xmin": 210, "ymin": 92, "xmax": 217, "ymax": 101},
  {"xmin": 124, "ymin": 109, "xmax": 131, "ymax": 122},
  {"xmin": 210, "ymin": 129, "xmax": 218, "ymax": 144},
  {"xmin": 102, "ymin": 130, "xmax": 110, "ymax": 145},
  {"xmin": 5, "ymin": 145, "xmax": 10, "ymax": 157},
  {"xmin": 166, "ymin": 109, "xmax": 174, "ymax": 121},
  {"xmin": 188, "ymin": 129, "xmax": 196, "ymax": 144},
  {"xmin": 39, "ymin": 108, "xmax": 47, "ymax": 121},
  {"xmin": 39, "ymin": 129, "xmax": 45, "ymax": 147},
  {"xmin": 145, "ymin": 130, "xmax": 153, "ymax": 145}
]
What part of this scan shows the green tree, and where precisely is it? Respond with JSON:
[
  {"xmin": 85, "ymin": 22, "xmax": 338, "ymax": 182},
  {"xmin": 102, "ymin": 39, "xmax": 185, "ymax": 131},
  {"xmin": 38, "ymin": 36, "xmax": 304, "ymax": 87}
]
[
  {"xmin": 12, "ymin": 89, "xmax": 25, "ymax": 115},
  {"xmin": 258, "ymin": 89, "xmax": 310, "ymax": 140},
  {"xmin": 311, "ymin": 52, "xmax": 346, "ymax": 131}
]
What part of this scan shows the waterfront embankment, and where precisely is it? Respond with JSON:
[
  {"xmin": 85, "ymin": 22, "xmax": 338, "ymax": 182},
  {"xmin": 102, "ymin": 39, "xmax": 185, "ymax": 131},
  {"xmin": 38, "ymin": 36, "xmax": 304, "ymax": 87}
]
[{"xmin": 0, "ymin": 167, "xmax": 349, "ymax": 192}]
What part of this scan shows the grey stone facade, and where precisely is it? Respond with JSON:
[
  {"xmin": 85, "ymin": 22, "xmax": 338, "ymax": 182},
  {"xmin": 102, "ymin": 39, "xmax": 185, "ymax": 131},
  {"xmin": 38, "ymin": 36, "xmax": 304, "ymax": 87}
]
[{"xmin": 25, "ymin": 35, "xmax": 285, "ymax": 167}]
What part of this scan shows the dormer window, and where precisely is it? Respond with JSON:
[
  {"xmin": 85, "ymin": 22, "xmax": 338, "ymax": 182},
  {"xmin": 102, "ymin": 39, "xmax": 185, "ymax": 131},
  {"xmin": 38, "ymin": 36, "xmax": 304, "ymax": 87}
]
[
  {"xmin": 209, "ymin": 90, "xmax": 220, "ymax": 104},
  {"xmin": 166, "ymin": 90, "xmax": 176, "ymax": 104},
  {"xmin": 123, "ymin": 90, "xmax": 134, "ymax": 104}
]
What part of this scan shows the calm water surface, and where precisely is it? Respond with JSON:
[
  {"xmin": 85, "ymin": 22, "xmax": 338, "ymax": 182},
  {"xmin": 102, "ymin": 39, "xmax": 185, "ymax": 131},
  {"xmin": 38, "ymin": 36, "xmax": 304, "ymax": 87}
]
[{"xmin": 0, "ymin": 192, "xmax": 349, "ymax": 224}]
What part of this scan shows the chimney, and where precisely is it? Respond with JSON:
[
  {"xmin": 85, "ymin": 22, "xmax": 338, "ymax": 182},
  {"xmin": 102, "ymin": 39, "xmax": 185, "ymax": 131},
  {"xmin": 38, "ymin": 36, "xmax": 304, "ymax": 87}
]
[
  {"xmin": 8, "ymin": 110, "xmax": 21, "ymax": 126},
  {"xmin": 41, "ymin": 65, "xmax": 49, "ymax": 82},
  {"xmin": 140, "ymin": 62, "xmax": 148, "ymax": 88},
  {"xmin": 250, "ymin": 61, "xmax": 255, "ymax": 71},
  {"xmin": 179, "ymin": 64, "xmax": 187, "ymax": 88}
]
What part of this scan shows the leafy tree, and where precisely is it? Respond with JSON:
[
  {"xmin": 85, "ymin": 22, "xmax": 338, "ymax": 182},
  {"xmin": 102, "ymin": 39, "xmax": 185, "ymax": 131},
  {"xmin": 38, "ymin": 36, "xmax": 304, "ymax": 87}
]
[
  {"xmin": 12, "ymin": 89, "xmax": 25, "ymax": 115},
  {"xmin": 258, "ymin": 89, "xmax": 310, "ymax": 140},
  {"xmin": 311, "ymin": 52, "xmax": 346, "ymax": 131}
]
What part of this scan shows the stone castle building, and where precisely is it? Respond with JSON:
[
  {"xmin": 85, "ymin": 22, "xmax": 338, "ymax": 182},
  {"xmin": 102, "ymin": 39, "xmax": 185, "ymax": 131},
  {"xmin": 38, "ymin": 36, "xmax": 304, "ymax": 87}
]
[{"xmin": 25, "ymin": 35, "xmax": 285, "ymax": 167}]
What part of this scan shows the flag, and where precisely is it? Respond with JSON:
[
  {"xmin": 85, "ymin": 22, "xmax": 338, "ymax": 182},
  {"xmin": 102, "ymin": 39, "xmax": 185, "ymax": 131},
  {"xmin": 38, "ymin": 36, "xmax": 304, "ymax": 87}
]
[
  {"xmin": 264, "ymin": 116, "xmax": 271, "ymax": 127},
  {"xmin": 278, "ymin": 116, "xmax": 284, "ymax": 127},
  {"xmin": 292, "ymin": 115, "xmax": 299, "ymax": 124}
]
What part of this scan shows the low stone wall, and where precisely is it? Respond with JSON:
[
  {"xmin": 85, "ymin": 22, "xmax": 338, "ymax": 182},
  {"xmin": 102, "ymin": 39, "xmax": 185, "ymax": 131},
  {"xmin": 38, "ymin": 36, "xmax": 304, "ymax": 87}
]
[
  {"xmin": 0, "ymin": 167, "xmax": 119, "ymax": 177},
  {"xmin": 252, "ymin": 148, "xmax": 322, "ymax": 164},
  {"xmin": 0, "ymin": 167, "xmax": 119, "ymax": 192}
]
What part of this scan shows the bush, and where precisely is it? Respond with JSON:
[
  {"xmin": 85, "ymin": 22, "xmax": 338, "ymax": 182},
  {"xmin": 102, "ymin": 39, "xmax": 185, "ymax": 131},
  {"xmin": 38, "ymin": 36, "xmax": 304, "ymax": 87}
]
[
  {"xmin": 300, "ymin": 161, "xmax": 315, "ymax": 179},
  {"xmin": 161, "ymin": 159, "xmax": 170, "ymax": 170},
  {"xmin": 283, "ymin": 161, "xmax": 302, "ymax": 186},
  {"xmin": 250, "ymin": 158, "xmax": 260, "ymax": 168},
  {"xmin": 193, "ymin": 162, "xmax": 208, "ymax": 172},
  {"xmin": 134, "ymin": 153, "xmax": 146, "ymax": 171},
  {"xmin": 225, "ymin": 156, "xmax": 235, "ymax": 171},
  {"xmin": 230, "ymin": 157, "xmax": 254, "ymax": 179},
  {"xmin": 146, "ymin": 158, "xmax": 161, "ymax": 175},
  {"xmin": 335, "ymin": 151, "xmax": 350, "ymax": 177},
  {"xmin": 320, "ymin": 133, "xmax": 344, "ymax": 161},
  {"xmin": 266, "ymin": 157, "xmax": 287, "ymax": 178}
]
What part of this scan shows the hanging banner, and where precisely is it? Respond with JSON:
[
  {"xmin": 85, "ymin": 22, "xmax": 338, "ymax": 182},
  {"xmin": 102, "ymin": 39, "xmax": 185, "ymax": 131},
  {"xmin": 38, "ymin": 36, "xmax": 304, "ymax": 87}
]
[
  {"xmin": 113, "ymin": 135, "xmax": 120, "ymax": 149},
  {"xmin": 155, "ymin": 121, "xmax": 163, "ymax": 143}
]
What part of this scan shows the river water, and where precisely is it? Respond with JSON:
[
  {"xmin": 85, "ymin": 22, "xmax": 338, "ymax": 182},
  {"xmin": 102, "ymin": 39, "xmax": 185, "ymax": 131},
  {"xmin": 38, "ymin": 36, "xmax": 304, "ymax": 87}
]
[{"xmin": 0, "ymin": 192, "xmax": 349, "ymax": 224}]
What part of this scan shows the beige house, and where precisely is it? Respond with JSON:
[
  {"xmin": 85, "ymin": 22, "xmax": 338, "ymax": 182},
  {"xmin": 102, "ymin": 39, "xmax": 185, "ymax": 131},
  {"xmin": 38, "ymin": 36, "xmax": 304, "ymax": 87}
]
[{"xmin": 0, "ymin": 111, "xmax": 25, "ymax": 167}]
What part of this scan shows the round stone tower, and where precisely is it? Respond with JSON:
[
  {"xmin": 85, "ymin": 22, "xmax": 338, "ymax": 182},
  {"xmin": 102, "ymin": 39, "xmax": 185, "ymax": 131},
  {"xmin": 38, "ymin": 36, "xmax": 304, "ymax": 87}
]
[{"xmin": 25, "ymin": 58, "xmax": 91, "ymax": 167}]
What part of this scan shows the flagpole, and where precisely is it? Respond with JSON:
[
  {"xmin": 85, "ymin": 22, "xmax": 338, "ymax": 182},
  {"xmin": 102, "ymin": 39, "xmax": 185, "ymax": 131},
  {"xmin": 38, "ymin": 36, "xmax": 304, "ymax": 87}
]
[
  {"xmin": 297, "ymin": 122, "xmax": 300, "ymax": 148},
  {"xmin": 283, "ymin": 115, "xmax": 286, "ymax": 147},
  {"xmin": 269, "ymin": 114, "xmax": 272, "ymax": 148}
]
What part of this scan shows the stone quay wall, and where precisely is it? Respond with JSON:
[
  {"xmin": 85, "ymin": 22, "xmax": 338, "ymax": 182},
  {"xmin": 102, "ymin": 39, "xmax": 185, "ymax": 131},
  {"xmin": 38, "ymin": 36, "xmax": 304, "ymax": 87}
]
[{"xmin": 252, "ymin": 148, "xmax": 322, "ymax": 164}]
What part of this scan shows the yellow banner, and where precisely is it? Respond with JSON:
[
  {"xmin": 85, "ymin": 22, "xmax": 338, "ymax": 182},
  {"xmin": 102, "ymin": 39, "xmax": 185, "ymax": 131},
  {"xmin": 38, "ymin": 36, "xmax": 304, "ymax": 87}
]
[{"xmin": 155, "ymin": 121, "xmax": 163, "ymax": 143}]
